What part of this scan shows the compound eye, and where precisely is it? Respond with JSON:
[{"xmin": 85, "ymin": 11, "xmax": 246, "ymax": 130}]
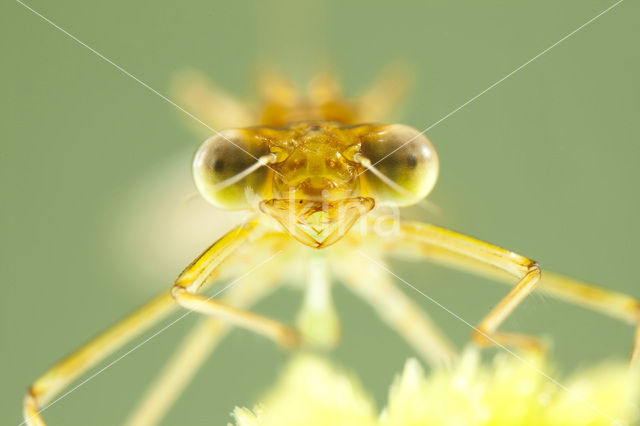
[
  {"xmin": 193, "ymin": 130, "xmax": 271, "ymax": 209},
  {"xmin": 358, "ymin": 124, "xmax": 439, "ymax": 206}
]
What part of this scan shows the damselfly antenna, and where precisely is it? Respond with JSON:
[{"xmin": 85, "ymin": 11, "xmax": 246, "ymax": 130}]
[
  {"xmin": 354, "ymin": 152, "xmax": 442, "ymax": 216},
  {"xmin": 353, "ymin": 152, "xmax": 413, "ymax": 200},
  {"xmin": 208, "ymin": 153, "xmax": 277, "ymax": 193}
]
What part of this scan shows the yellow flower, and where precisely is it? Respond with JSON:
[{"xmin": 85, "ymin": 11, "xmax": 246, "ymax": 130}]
[
  {"xmin": 232, "ymin": 355, "xmax": 377, "ymax": 426},
  {"xmin": 231, "ymin": 349, "xmax": 639, "ymax": 426}
]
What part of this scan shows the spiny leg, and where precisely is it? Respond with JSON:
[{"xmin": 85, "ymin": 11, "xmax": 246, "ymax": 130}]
[
  {"xmin": 23, "ymin": 292, "xmax": 178, "ymax": 426},
  {"xmin": 334, "ymin": 251, "xmax": 458, "ymax": 367},
  {"xmin": 391, "ymin": 240, "xmax": 640, "ymax": 325},
  {"xmin": 170, "ymin": 228, "xmax": 299, "ymax": 348},
  {"xmin": 390, "ymin": 221, "xmax": 544, "ymax": 352},
  {"xmin": 124, "ymin": 317, "xmax": 225, "ymax": 426},
  {"xmin": 125, "ymin": 240, "xmax": 290, "ymax": 426},
  {"xmin": 437, "ymin": 248, "xmax": 640, "ymax": 364},
  {"xmin": 384, "ymin": 220, "xmax": 640, "ymax": 364},
  {"xmin": 535, "ymin": 272, "xmax": 640, "ymax": 329},
  {"xmin": 23, "ymin": 222, "xmax": 261, "ymax": 426},
  {"xmin": 384, "ymin": 232, "xmax": 640, "ymax": 363}
]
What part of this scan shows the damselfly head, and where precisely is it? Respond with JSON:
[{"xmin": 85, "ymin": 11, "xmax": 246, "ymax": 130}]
[{"xmin": 192, "ymin": 121, "xmax": 438, "ymax": 247}]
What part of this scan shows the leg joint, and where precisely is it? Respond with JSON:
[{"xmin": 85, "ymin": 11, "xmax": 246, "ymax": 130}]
[
  {"xmin": 471, "ymin": 327, "xmax": 492, "ymax": 347},
  {"xmin": 170, "ymin": 285, "xmax": 187, "ymax": 299}
]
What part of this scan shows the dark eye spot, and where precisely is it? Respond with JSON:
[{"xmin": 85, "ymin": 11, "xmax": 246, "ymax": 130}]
[
  {"xmin": 407, "ymin": 154, "xmax": 417, "ymax": 168},
  {"xmin": 213, "ymin": 159, "xmax": 225, "ymax": 173}
]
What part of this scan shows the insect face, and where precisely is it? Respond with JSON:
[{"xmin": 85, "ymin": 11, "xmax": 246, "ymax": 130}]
[{"xmin": 193, "ymin": 122, "xmax": 438, "ymax": 247}]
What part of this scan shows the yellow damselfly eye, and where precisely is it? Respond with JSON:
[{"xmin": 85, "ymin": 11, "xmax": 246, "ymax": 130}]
[
  {"xmin": 193, "ymin": 130, "xmax": 272, "ymax": 209},
  {"xmin": 358, "ymin": 124, "xmax": 439, "ymax": 206}
]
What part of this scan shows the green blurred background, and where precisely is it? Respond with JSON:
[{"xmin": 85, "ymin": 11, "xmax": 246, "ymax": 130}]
[{"xmin": 2, "ymin": 0, "xmax": 639, "ymax": 424}]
